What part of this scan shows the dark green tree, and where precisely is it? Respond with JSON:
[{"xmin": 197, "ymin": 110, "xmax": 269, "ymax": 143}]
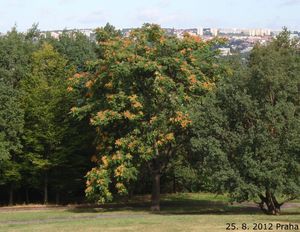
[
  {"xmin": 0, "ymin": 27, "xmax": 35, "ymax": 86},
  {"xmin": 44, "ymin": 30, "xmax": 97, "ymax": 72},
  {"xmin": 191, "ymin": 29, "xmax": 300, "ymax": 215},
  {"xmin": 0, "ymin": 27, "xmax": 37, "ymax": 205},
  {"xmin": 0, "ymin": 82, "xmax": 24, "ymax": 205}
]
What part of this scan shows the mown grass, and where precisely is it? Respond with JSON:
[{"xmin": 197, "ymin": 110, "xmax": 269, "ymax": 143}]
[{"xmin": 0, "ymin": 193, "xmax": 299, "ymax": 232}]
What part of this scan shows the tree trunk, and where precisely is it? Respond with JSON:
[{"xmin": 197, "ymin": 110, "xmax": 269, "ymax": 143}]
[
  {"xmin": 128, "ymin": 187, "xmax": 134, "ymax": 200},
  {"xmin": 44, "ymin": 171, "xmax": 48, "ymax": 205},
  {"xmin": 25, "ymin": 188, "xmax": 29, "ymax": 204},
  {"xmin": 9, "ymin": 184, "xmax": 13, "ymax": 206},
  {"xmin": 55, "ymin": 191, "xmax": 60, "ymax": 205},
  {"xmin": 151, "ymin": 156, "xmax": 161, "ymax": 211},
  {"xmin": 173, "ymin": 175, "xmax": 176, "ymax": 193},
  {"xmin": 259, "ymin": 191, "xmax": 281, "ymax": 215}
]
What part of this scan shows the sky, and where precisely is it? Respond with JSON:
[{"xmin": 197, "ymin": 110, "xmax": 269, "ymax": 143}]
[{"xmin": 0, "ymin": 0, "xmax": 300, "ymax": 33}]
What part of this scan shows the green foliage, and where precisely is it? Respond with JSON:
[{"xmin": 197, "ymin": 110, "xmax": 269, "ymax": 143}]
[
  {"xmin": 191, "ymin": 29, "xmax": 300, "ymax": 214},
  {"xmin": 44, "ymin": 30, "xmax": 97, "ymax": 71},
  {"xmin": 20, "ymin": 43, "xmax": 71, "ymax": 199},
  {"xmin": 0, "ymin": 24, "xmax": 299, "ymax": 211},
  {"xmin": 19, "ymin": 39, "xmax": 96, "ymax": 202},
  {"xmin": 0, "ymin": 82, "xmax": 24, "ymax": 157},
  {"xmin": 0, "ymin": 27, "xmax": 35, "ymax": 86},
  {"xmin": 0, "ymin": 27, "xmax": 34, "ymax": 192},
  {"xmin": 95, "ymin": 23, "xmax": 122, "ymax": 44},
  {"xmin": 71, "ymin": 23, "xmax": 225, "ymax": 203},
  {"xmin": 0, "ymin": 82, "xmax": 24, "ymax": 186}
]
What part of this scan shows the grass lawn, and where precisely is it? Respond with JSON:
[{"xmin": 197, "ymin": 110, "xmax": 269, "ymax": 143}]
[{"xmin": 0, "ymin": 193, "xmax": 299, "ymax": 232}]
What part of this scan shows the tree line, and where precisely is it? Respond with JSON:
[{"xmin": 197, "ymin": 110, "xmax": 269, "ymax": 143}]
[{"xmin": 0, "ymin": 23, "xmax": 299, "ymax": 215}]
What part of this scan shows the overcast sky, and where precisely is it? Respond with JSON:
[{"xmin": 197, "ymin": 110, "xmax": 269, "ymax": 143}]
[{"xmin": 0, "ymin": 0, "xmax": 300, "ymax": 32}]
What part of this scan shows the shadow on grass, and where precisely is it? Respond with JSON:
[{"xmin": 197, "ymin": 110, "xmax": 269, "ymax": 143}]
[
  {"xmin": 67, "ymin": 196, "xmax": 300, "ymax": 216},
  {"xmin": 68, "ymin": 202, "xmax": 150, "ymax": 213}
]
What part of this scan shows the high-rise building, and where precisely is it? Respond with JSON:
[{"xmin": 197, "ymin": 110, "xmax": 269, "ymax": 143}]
[
  {"xmin": 197, "ymin": 27, "xmax": 203, "ymax": 36},
  {"xmin": 210, "ymin": 28, "xmax": 218, "ymax": 36},
  {"xmin": 248, "ymin": 28, "xmax": 271, "ymax": 36}
]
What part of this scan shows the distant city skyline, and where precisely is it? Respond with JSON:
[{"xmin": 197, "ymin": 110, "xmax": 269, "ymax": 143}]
[{"xmin": 0, "ymin": 0, "xmax": 300, "ymax": 33}]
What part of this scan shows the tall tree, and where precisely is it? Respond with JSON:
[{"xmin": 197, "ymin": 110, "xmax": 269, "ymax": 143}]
[
  {"xmin": 0, "ymin": 27, "xmax": 36, "ymax": 204},
  {"xmin": 70, "ymin": 24, "xmax": 225, "ymax": 210},
  {"xmin": 191, "ymin": 29, "xmax": 300, "ymax": 215},
  {"xmin": 41, "ymin": 29, "xmax": 98, "ymax": 203},
  {"xmin": 18, "ymin": 26, "xmax": 97, "ymax": 204},
  {"xmin": 21, "ymin": 43, "xmax": 70, "ymax": 204}
]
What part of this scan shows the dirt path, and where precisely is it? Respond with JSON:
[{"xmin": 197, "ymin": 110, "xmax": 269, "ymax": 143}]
[{"xmin": 282, "ymin": 203, "xmax": 300, "ymax": 208}]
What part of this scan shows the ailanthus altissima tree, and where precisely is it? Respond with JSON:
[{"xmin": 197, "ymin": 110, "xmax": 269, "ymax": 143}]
[{"xmin": 70, "ymin": 24, "xmax": 226, "ymax": 210}]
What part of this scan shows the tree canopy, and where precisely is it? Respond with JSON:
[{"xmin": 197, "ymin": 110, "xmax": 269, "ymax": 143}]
[
  {"xmin": 191, "ymin": 29, "xmax": 300, "ymax": 215},
  {"xmin": 0, "ymin": 25, "xmax": 298, "ymax": 215},
  {"xmin": 70, "ymin": 23, "xmax": 226, "ymax": 210}
]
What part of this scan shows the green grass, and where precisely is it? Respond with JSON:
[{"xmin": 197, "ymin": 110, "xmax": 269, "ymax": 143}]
[{"xmin": 0, "ymin": 193, "xmax": 299, "ymax": 232}]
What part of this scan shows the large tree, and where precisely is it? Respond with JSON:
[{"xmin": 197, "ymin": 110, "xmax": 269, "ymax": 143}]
[
  {"xmin": 0, "ymin": 27, "xmax": 36, "ymax": 204},
  {"xmin": 70, "ymin": 24, "xmax": 225, "ymax": 210},
  {"xmin": 191, "ymin": 29, "xmax": 300, "ymax": 215},
  {"xmin": 21, "ymin": 43, "xmax": 71, "ymax": 204},
  {"xmin": 41, "ymin": 29, "xmax": 98, "ymax": 203}
]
